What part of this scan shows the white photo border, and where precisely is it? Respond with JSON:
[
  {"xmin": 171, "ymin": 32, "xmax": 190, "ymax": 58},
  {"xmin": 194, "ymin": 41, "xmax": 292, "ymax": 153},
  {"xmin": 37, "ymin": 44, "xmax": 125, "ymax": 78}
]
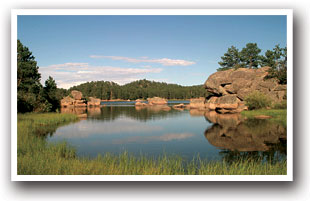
[{"xmin": 11, "ymin": 9, "xmax": 293, "ymax": 181}]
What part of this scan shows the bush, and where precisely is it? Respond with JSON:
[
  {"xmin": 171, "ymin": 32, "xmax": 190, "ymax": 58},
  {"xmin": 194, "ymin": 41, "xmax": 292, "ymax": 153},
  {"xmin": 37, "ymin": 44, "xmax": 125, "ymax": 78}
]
[
  {"xmin": 272, "ymin": 100, "xmax": 287, "ymax": 109},
  {"xmin": 245, "ymin": 91, "xmax": 272, "ymax": 110}
]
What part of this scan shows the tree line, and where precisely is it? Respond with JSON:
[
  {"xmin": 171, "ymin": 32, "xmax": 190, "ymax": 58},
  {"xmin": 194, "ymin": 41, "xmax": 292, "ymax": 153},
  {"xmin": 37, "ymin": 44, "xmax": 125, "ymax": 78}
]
[
  {"xmin": 66, "ymin": 79, "xmax": 206, "ymax": 100},
  {"xmin": 217, "ymin": 43, "xmax": 287, "ymax": 84}
]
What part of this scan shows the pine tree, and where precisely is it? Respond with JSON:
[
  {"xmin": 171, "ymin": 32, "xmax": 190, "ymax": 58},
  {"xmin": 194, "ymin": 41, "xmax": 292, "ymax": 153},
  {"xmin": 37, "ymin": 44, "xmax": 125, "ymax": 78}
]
[
  {"xmin": 240, "ymin": 43, "xmax": 262, "ymax": 69},
  {"xmin": 17, "ymin": 40, "xmax": 43, "ymax": 112},
  {"xmin": 217, "ymin": 46, "xmax": 242, "ymax": 71}
]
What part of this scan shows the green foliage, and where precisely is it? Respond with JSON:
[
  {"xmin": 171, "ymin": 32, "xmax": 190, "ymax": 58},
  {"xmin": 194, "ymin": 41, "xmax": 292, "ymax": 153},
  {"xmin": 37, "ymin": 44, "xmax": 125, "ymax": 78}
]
[
  {"xmin": 17, "ymin": 113, "xmax": 286, "ymax": 175},
  {"xmin": 272, "ymin": 100, "xmax": 287, "ymax": 109},
  {"xmin": 217, "ymin": 46, "xmax": 242, "ymax": 71},
  {"xmin": 241, "ymin": 109, "xmax": 287, "ymax": 127},
  {"xmin": 43, "ymin": 76, "xmax": 60, "ymax": 111},
  {"xmin": 240, "ymin": 43, "xmax": 262, "ymax": 69},
  {"xmin": 17, "ymin": 40, "xmax": 62, "ymax": 113},
  {"xmin": 217, "ymin": 43, "xmax": 287, "ymax": 84},
  {"xmin": 17, "ymin": 40, "xmax": 43, "ymax": 113},
  {"xmin": 262, "ymin": 45, "xmax": 287, "ymax": 84},
  {"xmin": 245, "ymin": 91, "xmax": 272, "ymax": 110},
  {"xmin": 68, "ymin": 79, "xmax": 207, "ymax": 100}
]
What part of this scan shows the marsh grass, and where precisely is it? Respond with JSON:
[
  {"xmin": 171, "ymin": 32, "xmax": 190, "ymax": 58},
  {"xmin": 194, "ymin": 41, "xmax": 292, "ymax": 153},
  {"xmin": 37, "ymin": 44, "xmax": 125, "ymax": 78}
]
[
  {"xmin": 17, "ymin": 113, "xmax": 287, "ymax": 175},
  {"xmin": 241, "ymin": 109, "xmax": 287, "ymax": 127}
]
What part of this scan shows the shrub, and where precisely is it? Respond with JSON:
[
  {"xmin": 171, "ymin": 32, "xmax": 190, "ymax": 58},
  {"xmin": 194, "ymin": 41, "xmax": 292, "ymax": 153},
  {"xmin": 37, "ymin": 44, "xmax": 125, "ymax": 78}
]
[
  {"xmin": 272, "ymin": 100, "xmax": 287, "ymax": 109},
  {"xmin": 245, "ymin": 91, "xmax": 272, "ymax": 110}
]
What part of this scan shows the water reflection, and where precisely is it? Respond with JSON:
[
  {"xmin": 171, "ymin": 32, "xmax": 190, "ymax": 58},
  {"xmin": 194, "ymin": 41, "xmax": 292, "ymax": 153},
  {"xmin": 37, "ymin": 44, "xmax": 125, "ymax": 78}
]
[
  {"xmin": 112, "ymin": 133, "xmax": 194, "ymax": 144},
  {"xmin": 61, "ymin": 105, "xmax": 181, "ymax": 122},
  {"xmin": 57, "ymin": 105, "xmax": 286, "ymax": 162},
  {"xmin": 204, "ymin": 111, "xmax": 287, "ymax": 162}
]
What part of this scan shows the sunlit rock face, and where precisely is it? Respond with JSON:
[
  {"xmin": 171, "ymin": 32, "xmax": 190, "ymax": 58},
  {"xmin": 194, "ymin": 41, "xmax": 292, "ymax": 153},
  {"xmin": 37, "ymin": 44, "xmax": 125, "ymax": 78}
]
[
  {"xmin": 71, "ymin": 90, "xmax": 83, "ymax": 100},
  {"xmin": 60, "ymin": 90, "xmax": 87, "ymax": 108},
  {"xmin": 87, "ymin": 97, "xmax": 101, "ymax": 107},
  {"xmin": 189, "ymin": 97, "xmax": 206, "ymax": 110},
  {"xmin": 204, "ymin": 112, "xmax": 286, "ymax": 152},
  {"xmin": 203, "ymin": 67, "xmax": 287, "ymax": 113},
  {"xmin": 147, "ymin": 97, "xmax": 168, "ymax": 105}
]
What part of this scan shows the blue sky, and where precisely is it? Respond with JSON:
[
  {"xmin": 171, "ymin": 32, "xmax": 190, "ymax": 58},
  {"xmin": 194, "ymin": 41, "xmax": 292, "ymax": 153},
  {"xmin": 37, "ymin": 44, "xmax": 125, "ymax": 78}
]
[{"xmin": 18, "ymin": 15, "xmax": 287, "ymax": 89}]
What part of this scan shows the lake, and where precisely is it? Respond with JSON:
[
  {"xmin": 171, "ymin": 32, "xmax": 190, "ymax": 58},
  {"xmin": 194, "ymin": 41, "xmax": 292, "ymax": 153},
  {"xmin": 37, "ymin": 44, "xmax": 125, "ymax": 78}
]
[{"xmin": 48, "ymin": 101, "xmax": 287, "ymax": 162}]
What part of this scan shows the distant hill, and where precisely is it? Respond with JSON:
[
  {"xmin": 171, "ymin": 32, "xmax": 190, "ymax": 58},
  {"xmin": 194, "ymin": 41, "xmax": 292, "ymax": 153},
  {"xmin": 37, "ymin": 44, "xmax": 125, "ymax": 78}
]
[{"xmin": 58, "ymin": 79, "xmax": 207, "ymax": 100}]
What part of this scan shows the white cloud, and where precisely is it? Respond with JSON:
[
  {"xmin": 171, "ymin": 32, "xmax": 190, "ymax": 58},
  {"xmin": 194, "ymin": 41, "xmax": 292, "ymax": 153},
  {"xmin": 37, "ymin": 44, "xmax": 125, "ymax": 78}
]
[
  {"xmin": 112, "ymin": 133, "xmax": 195, "ymax": 144},
  {"xmin": 39, "ymin": 62, "xmax": 162, "ymax": 89},
  {"xmin": 53, "ymin": 118, "xmax": 163, "ymax": 138},
  {"xmin": 89, "ymin": 55, "xmax": 196, "ymax": 66}
]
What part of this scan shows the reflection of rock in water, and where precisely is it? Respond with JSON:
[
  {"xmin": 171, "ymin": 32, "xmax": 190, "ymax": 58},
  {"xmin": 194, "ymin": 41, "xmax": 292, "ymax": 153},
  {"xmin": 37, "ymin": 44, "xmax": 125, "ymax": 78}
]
[
  {"xmin": 87, "ymin": 107, "xmax": 101, "ymax": 117},
  {"xmin": 61, "ymin": 106, "xmax": 87, "ymax": 119},
  {"xmin": 204, "ymin": 112, "xmax": 286, "ymax": 152},
  {"xmin": 204, "ymin": 111, "xmax": 244, "ymax": 127},
  {"xmin": 135, "ymin": 105, "xmax": 171, "ymax": 112},
  {"xmin": 189, "ymin": 109, "xmax": 205, "ymax": 116},
  {"xmin": 61, "ymin": 106, "xmax": 86, "ymax": 115}
]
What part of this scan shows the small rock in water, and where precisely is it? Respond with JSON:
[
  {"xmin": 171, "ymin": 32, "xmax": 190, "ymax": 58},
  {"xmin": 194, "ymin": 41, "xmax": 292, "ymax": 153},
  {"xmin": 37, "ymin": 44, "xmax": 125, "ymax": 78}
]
[{"xmin": 254, "ymin": 115, "xmax": 272, "ymax": 119}]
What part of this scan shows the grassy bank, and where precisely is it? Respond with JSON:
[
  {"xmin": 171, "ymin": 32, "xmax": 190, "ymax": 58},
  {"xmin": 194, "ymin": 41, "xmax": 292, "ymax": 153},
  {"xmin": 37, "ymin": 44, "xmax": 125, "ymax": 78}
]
[
  {"xmin": 241, "ymin": 109, "xmax": 287, "ymax": 126},
  {"xmin": 17, "ymin": 113, "xmax": 287, "ymax": 175}
]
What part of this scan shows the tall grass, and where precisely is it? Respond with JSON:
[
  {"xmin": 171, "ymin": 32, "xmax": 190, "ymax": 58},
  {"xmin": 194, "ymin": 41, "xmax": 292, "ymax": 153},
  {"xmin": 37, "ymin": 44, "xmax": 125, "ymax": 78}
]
[
  {"xmin": 241, "ymin": 109, "xmax": 287, "ymax": 127},
  {"xmin": 17, "ymin": 113, "xmax": 287, "ymax": 175}
]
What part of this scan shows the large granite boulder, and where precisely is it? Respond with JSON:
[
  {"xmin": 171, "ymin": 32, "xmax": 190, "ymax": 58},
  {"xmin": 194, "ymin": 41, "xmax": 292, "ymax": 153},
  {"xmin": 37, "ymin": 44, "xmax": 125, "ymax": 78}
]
[
  {"xmin": 60, "ymin": 96, "xmax": 75, "ymax": 107},
  {"xmin": 204, "ymin": 67, "xmax": 286, "ymax": 102},
  {"xmin": 147, "ymin": 97, "xmax": 167, "ymax": 105},
  {"xmin": 189, "ymin": 97, "xmax": 206, "ymax": 110},
  {"xmin": 204, "ymin": 67, "xmax": 287, "ymax": 113},
  {"xmin": 71, "ymin": 90, "xmax": 83, "ymax": 100},
  {"xmin": 61, "ymin": 90, "xmax": 87, "ymax": 108},
  {"xmin": 87, "ymin": 97, "xmax": 101, "ymax": 107}
]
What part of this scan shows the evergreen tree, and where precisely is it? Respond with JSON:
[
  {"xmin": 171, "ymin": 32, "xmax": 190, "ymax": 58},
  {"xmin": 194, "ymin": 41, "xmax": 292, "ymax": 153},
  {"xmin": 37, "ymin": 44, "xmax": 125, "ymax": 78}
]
[
  {"xmin": 43, "ymin": 76, "xmax": 59, "ymax": 111},
  {"xmin": 263, "ymin": 44, "xmax": 287, "ymax": 84},
  {"xmin": 17, "ymin": 40, "xmax": 43, "ymax": 112},
  {"xmin": 217, "ymin": 46, "xmax": 242, "ymax": 71},
  {"xmin": 240, "ymin": 43, "xmax": 262, "ymax": 69}
]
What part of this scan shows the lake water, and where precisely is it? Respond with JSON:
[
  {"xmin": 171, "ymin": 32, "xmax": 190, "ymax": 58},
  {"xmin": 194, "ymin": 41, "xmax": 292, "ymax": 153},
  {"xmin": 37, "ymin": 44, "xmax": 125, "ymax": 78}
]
[{"xmin": 48, "ymin": 101, "xmax": 287, "ymax": 162}]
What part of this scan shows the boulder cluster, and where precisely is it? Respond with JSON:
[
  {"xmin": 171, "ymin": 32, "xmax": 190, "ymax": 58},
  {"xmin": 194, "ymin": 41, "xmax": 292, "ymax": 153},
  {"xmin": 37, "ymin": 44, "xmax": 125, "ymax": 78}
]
[
  {"xmin": 201, "ymin": 66, "xmax": 287, "ymax": 113},
  {"xmin": 60, "ymin": 90, "xmax": 101, "ymax": 108},
  {"xmin": 135, "ymin": 97, "xmax": 168, "ymax": 106}
]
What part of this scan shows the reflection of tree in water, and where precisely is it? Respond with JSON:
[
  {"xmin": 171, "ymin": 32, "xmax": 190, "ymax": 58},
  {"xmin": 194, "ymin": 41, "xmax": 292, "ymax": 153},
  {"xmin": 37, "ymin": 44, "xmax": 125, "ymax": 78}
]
[
  {"xmin": 86, "ymin": 106, "xmax": 181, "ymax": 122},
  {"xmin": 204, "ymin": 111, "xmax": 287, "ymax": 163}
]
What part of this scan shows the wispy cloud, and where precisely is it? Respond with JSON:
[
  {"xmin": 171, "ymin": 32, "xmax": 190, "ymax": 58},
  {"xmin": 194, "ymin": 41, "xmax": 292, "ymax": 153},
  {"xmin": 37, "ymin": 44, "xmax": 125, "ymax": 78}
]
[
  {"xmin": 39, "ymin": 62, "xmax": 162, "ymax": 89},
  {"xmin": 113, "ymin": 133, "xmax": 195, "ymax": 144},
  {"xmin": 89, "ymin": 55, "xmax": 196, "ymax": 66}
]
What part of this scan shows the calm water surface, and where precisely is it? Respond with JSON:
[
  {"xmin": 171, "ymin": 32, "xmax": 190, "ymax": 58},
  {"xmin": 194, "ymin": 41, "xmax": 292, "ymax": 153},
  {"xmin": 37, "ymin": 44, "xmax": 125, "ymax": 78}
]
[{"xmin": 48, "ymin": 101, "xmax": 287, "ymax": 162}]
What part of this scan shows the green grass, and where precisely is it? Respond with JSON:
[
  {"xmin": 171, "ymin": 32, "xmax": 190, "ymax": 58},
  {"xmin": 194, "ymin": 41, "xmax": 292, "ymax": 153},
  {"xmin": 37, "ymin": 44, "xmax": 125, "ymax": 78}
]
[
  {"xmin": 241, "ymin": 109, "xmax": 287, "ymax": 127},
  {"xmin": 17, "ymin": 113, "xmax": 287, "ymax": 175}
]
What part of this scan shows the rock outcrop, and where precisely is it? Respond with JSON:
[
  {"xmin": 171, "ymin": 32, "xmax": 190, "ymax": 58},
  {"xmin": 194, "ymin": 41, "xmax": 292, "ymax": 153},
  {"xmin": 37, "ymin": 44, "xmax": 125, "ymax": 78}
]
[
  {"xmin": 87, "ymin": 97, "xmax": 101, "ymax": 107},
  {"xmin": 60, "ymin": 96, "xmax": 75, "ymax": 107},
  {"xmin": 60, "ymin": 90, "xmax": 87, "ymax": 108},
  {"xmin": 71, "ymin": 90, "xmax": 83, "ymax": 100},
  {"xmin": 147, "ymin": 97, "xmax": 168, "ymax": 105},
  {"xmin": 189, "ymin": 97, "xmax": 206, "ymax": 110},
  {"xmin": 203, "ymin": 67, "xmax": 287, "ymax": 113}
]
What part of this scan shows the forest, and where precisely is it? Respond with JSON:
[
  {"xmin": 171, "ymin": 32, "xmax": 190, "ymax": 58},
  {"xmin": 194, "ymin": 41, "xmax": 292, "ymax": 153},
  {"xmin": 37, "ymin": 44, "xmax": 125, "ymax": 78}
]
[{"xmin": 66, "ymin": 80, "xmax": 206, "ymax": 100}]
